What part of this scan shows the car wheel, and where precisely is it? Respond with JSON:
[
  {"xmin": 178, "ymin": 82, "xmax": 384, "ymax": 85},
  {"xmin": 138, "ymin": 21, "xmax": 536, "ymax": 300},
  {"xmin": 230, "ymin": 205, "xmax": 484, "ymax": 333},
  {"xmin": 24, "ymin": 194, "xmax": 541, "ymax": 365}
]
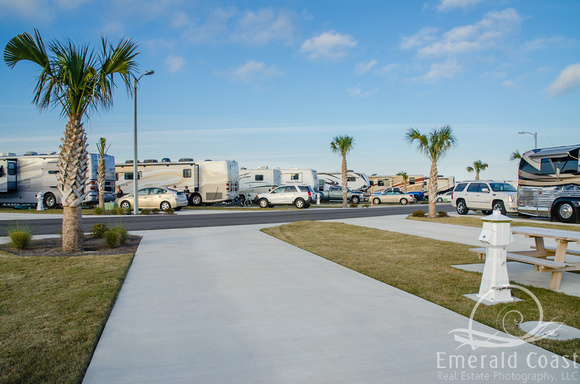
[
  {"xmin": 555, "ymin": 201, "xmax": 576, "ymax": 223},
  {"xmin": 160, "ymin": 201, "xmax": 171, "ymax": 211},
  {"xmin": 456, "ymin": 199, "xmax": 469, "ymax": 215},
  {"xmin": 437, "ymin": 197, "xmax": 443, "ymax": 203},
  {"xmin": 399, "ymin": 198, "xmax": 408, "ymax": 205},
  {"xmin": 373, "ymin": 197, "xmax": 381, "ymax": 205},
  {"xmin": 120, "ymin": 200, "xmax": 131, "ymax": 210},
  {"xmin": 351, "ymin": 196, "xmax": 360, "ymax": 204},
  {"xmin": 43, "ymin": 192, "xmax": 57, "ymax": 209},
  {"xmin": 492, "ymin": 201, "xmax": 506, "ymax": 215},
  {"xmin": 295, "ymin": 198, "xmax": 306, "ymax": 209},
  {"xmin": 259, "ymin": 198, "xmax": 269, "ymax": 208}
]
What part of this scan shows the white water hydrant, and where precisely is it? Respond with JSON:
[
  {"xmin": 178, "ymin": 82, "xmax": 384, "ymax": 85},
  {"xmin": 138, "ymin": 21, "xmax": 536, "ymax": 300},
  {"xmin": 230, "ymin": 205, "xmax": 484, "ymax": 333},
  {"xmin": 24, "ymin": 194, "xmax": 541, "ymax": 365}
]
[
  {"xmin": 316, "ymin": 192, "xmax": 320, "ymax": 205},
  {"xmin": 36, "ymin": 192, "xmax": 45, "ymax": 211},
  {"xmin": 477, "ymin": 210, "xmax": 514, "ymax": 303}
]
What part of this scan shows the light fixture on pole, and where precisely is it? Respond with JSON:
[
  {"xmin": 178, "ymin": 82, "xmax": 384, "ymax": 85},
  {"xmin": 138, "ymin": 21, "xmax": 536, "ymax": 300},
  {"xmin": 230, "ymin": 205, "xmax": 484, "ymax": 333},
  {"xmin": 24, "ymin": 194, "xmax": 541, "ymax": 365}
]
[
  {"xmin": 518, "ymin": 131, "xmax": 537, "ymax": 149},
  {"xmin": 133, "ymin": 70, "xmax": 154, "ymax": 215}
]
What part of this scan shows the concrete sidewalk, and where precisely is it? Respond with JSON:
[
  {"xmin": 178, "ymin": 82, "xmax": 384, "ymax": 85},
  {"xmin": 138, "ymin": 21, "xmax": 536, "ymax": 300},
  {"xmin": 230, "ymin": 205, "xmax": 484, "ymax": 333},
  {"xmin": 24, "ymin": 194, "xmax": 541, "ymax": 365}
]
[{"xmin": 83, "ymin": 216, "xmax": 579, "ymax": 383}]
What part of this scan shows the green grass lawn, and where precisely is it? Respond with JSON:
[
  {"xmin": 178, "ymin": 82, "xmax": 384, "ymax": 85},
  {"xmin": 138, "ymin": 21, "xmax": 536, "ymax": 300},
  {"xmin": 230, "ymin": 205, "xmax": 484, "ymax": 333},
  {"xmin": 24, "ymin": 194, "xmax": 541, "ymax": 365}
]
[
  {"xmin": 0, "ymin": 252, "xmax": 134, "ymax": 384},
  {"xmin": 262, "ymin": 221, "xmax": 580, "ymax": 361}
]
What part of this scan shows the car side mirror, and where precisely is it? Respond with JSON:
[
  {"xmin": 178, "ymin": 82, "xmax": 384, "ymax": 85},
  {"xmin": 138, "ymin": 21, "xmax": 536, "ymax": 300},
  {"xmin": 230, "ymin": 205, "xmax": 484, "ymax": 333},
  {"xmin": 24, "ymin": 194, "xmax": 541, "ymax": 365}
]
[{"xmin": 481, "ymin": 188, "xmax": 490, "ymax": 193}]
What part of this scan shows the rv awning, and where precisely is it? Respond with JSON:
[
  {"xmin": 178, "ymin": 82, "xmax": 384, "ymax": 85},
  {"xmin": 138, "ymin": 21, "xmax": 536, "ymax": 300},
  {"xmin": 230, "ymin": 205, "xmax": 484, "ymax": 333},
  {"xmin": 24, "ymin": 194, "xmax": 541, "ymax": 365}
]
[{"xmin": 526, "ymin": 145, "xmax": 580, "ymax": 159}]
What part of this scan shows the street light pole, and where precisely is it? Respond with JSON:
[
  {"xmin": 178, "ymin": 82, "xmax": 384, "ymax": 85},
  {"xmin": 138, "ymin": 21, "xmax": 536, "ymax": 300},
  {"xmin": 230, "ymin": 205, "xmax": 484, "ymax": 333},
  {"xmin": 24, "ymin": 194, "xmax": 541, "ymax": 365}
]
[
  {"xmin": 518, "ymin": 131, "xmax": 537, "ymax": 149},
  {"xmin": 133, "ymin": 70, "xmax": 154, "ymax": 215}
]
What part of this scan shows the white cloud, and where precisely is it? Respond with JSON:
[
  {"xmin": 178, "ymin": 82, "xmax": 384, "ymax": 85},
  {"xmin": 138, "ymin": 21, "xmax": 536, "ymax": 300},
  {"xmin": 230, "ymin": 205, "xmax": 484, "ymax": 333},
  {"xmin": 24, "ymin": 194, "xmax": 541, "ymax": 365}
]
[
  {"xmin": 231, "ymin": 8, "xmax": 296, "ymax": 45},
  {"xmin": 355, "ymin": 60, "xmax": 378, "ymax": 74},
  {"xmin": 418, "ymin": 60, "xmax": 462, "ymax": 82},
  {"xmin": 546, "ymin": 63, "xmax": 580, "ymax": 98},
  {"xmin": 229, "ymin": 61, "xmax": 284, "ymax": 82},
  {"xmin": 165, "ymin": 56, "xmax": 186, "ymax": 73},
  {"xmin": 182, "ymin": 6, "xmax": 238, "ymax": 44},
  {"xmin": 501, "ymin": 80, "xmax": 517, "ymax": 88},
  {"xmin": 403, "ymin": 9, "xmax": 523, "ymax": 57},
  {"xmin": 437, "ymin": 0, "xmax": 483, "ymax": 12},
  {"xmin": 346, "ymin": 85, "xmax": 378, "ymax": 97},
  {"xmin": 301, "ymin": 31, "xmax": 357, "ymax": 61},
  {"xmin": 0, "ymin": 0, "xmax": 89, "ymax": 22}
]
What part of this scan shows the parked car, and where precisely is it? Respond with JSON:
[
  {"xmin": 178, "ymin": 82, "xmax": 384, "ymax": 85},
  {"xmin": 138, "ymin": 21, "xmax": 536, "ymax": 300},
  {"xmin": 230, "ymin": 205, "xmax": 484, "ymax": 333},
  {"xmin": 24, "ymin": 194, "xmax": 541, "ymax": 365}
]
[
  {"xmin": 118, "ymin": 187, "xmax": 188, "ymax": 211},
  {"xmin": 436, "ymin": 191, "xmax": 453, "ymax": 203},
  {"xmin": 319, "ymin": 185, "xmax": 365, "ymax": 204},
  {"xmin": 257, "ymin": 185, "xmax": 315, "ymax": 209},
  {"xmin": 372, "ymin": 190, "xmax": 415, "ymax": 205},
  {"xmin": 451, "ymin": 180, "xmax": 517, "ymax": 215}
]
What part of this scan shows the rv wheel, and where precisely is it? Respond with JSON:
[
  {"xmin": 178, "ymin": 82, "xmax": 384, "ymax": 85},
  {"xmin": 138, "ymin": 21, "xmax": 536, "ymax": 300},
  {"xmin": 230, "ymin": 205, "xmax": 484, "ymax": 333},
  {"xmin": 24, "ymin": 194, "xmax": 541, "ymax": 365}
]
[
  {"xmin": 43, "ymin": 193, "xmax": 57, "ymax": 209},
  {"xmin": 190, "ymin": 194, "xmax": 202, "ymax": 206},
  {"xmin": 555, "ymin": 202, "xmax": 576, "ymax": 223}
]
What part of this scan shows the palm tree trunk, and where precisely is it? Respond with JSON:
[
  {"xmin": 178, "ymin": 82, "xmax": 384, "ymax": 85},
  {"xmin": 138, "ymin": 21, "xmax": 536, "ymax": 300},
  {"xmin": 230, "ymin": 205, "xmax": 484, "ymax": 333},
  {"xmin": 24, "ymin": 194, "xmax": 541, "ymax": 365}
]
[
  {"xmin": 428, "ymin": 159, "xmax": 438, "ymax": 218},
  {"xmin": 341, "ymin": 155, "xmax": 347, "ymax": 208},
  {"xmin": 57, "ymin": 117, "xmax": 89, "ymax": 252},
  {"xmin": 98, "ymin": 156, "xmax": 106, "ymax": 210}
]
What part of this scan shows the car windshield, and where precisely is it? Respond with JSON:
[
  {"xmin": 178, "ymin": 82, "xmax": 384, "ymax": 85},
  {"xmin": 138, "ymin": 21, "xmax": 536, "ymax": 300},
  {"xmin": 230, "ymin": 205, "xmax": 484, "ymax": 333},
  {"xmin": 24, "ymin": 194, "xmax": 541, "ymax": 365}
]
[{"xmin": 489, "ymin": 183, "xmax": 517, "ymax": 192}]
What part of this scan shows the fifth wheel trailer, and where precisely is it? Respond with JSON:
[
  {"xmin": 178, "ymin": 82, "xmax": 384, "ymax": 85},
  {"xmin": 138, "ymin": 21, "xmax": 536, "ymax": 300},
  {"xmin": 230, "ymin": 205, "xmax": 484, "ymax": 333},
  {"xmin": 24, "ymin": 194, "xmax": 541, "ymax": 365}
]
[
  {"xmin": 115, "ymin": 159, "xmax": 239, "ymax": 206},
  {"xmin": 0, "ymin": 152, "xmax": 116, "ymax": 208}
]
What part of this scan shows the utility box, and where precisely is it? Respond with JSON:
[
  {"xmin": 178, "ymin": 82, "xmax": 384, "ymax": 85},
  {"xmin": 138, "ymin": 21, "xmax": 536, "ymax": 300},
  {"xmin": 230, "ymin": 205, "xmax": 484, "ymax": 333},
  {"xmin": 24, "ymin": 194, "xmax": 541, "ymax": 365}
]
[
  {"xmin": 476, "ymin": 210, "xmax": 515, "ymax": 304},
  {"xmin": 104, "ymin": 202, "xmax": 118, "ymax": 211}
]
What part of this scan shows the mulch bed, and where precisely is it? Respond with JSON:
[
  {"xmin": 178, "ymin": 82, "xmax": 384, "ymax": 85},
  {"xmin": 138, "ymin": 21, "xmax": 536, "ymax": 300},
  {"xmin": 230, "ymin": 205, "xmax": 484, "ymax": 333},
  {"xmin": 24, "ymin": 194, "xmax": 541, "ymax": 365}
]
[{"xmin": 0, "ymin": 235, "xmax": 141, "ymax": 257}]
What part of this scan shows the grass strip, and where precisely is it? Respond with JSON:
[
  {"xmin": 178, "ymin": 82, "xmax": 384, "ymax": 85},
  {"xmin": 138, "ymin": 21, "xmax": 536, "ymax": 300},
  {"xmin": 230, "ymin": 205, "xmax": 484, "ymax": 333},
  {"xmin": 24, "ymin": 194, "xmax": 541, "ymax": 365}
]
[
  {"xmin": 0, "ymin": 252, "xmax": 134, "ymax": 384},
  {"xmin": 261, "ymin": 221, "xmax": 580, "ymax": 360}
]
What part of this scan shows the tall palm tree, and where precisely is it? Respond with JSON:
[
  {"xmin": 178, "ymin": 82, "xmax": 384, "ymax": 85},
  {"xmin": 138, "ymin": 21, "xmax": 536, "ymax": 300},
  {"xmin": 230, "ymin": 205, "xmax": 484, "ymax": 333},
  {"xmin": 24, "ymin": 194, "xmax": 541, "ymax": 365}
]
[
  {"xmin": 330, "ymin": 135, "xmax": 355, "ymax": 208},
  {"xmin": 466, "ymin": 160, "xmax": 488, "ymax": 180},
  {"xmin": 96, "ymin": 138, "xmax": 110, "ymax": 210},
  {"xmin": 4, "ymin": 29, "xmax": 139, "ymax": 252},
  {"xmin": 396, "ymin": 171, "xmax": 409, "ymax": 193},
  {"xmin": 509, "ymin": 150, "xmax": 521, "ymax": 162},
  {"xmin": 405, "ymin": 125, "xmax": 457, "ymax": 218}
]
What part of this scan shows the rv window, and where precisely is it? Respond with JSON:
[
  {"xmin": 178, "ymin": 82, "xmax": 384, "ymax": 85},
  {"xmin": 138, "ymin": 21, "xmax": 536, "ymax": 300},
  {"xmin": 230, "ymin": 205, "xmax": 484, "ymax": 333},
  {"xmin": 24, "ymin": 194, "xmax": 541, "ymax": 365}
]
[
  {"xmin": 290, "ymin": 173, "xmax": 300, "ymax": 181},
  {"xmin": 255, "ymin": 175, "xmax": 264, "ymax": 181},
  {"xmin": 124, "ymin": 173, "xmax": 134, "ymax": 180},
  {"xmin": 347, "ymin": 176, "xmax": 356, "ymax": 182},
  {"xmin": 378, "ymin": 180, "xmax": 384, "ymax": 186},
  {"xmin": 183, "ymin": 169, "xmax": 192, "ymax": 178},
  {"xmin": 8, "ymin": 162, "xmax": 16, "ymax": 176},
  {"xmin": 409, "ymin": 177, "xmax": 415, "ymax": 185},
  {"xmin": 48, "ymin": 170, "xmax": 58, "ymax": 175}
]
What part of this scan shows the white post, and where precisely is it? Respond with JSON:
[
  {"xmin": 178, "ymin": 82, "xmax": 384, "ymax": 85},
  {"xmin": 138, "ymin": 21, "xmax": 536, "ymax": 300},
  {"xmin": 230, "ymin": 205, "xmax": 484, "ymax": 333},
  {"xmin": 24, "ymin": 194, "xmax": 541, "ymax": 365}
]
[{"xmin": 476, "ymin": 210, "xmax": 515, "ymax": 304}]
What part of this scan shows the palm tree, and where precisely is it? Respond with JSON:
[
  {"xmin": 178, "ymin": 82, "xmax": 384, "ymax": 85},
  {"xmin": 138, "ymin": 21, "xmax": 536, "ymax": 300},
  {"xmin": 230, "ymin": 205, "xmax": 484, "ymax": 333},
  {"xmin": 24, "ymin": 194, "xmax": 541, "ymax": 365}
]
[
  {"xmin": 466, "ymin": 160, "xmax": 488, "ymax": 180},
  {"xmin": 396, "ymin": 171, "xmax": 409, "ymax": 193},
  {"xmin": 330, "ymin": 135, "xmax": 355, "ymax": 208},
  {"xmin": 509, "ymin": 150, "xmax": 521, "ymax": 162},
  {"xmin": 405, "ymin": 125, "xmax": 457, "ymax": 218},
  {"xmin": 96, "ymin": 138, "xmax": 110, "ymax": 210},
  {"xmin": 4, "ymin": 29, "xmax": 139, "ymax": 252}
]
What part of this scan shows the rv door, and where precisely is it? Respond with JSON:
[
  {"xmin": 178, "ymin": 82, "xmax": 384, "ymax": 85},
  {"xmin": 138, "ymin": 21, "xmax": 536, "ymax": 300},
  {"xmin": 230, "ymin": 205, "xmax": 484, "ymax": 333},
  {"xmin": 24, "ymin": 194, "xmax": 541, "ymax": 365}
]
[{"xmin": 0, "ymin": 159, "xmax": 18, "ymax": 192}]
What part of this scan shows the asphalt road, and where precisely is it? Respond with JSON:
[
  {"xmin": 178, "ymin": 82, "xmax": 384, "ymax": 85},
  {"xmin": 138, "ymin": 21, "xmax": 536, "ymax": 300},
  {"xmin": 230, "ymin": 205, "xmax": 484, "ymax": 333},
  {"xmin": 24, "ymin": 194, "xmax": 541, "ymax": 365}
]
[{"xmin": 0, "ymin": 204, "xmax": 456, "ymax": 236}]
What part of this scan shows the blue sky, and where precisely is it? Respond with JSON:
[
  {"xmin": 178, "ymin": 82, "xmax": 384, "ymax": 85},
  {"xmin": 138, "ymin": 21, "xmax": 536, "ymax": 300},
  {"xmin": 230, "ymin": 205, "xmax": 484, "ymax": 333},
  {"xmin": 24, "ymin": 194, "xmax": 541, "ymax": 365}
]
[{"xmin": 0, "ymin": 0, "xmax": 579, "ymax": 182}]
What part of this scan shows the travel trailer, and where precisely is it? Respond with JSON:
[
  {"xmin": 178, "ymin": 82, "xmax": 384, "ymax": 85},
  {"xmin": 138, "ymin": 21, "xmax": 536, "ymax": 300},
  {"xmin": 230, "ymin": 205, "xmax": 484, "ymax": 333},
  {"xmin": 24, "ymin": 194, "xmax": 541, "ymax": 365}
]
[
  {"xmin": 518, "ymin": 144, "xmax": 580, "ymax": 223},
  {"xmin": 239, "ymin": 166, "xmax": 281, "ymax": 200},
  {"xmin": 279, "ymin": 168, "xmax": 318, "ymax": 190},
  {"xmin": 369, "ymin": 174, "xmax": 455, "ymax": 195},
  {"xmin": 317, "ymin": 171, "xmax": 370, "ymax": 192},
  {"xmin": 0, "ymin": 152, "xmax": 116, "ymax": 208},
  {"xmin": 115, "ymin": 159, "xmax": 239, "ymax": 206}
]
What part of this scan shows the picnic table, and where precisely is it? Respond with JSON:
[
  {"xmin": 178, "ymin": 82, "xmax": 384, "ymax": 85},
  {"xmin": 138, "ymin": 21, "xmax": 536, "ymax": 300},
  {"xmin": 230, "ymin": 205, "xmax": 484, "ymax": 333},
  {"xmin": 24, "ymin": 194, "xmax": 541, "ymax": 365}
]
[{"xmin": 471, "ymin": 226, "xmax": 580, "ymax": 290}]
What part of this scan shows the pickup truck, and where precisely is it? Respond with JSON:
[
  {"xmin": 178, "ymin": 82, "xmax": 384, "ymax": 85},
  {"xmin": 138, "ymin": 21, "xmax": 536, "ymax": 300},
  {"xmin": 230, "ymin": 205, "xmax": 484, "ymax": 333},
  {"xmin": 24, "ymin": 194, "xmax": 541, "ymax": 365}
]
[{"xmin": 319, "ymin": 186, "xmax": 365, "ymax": 204}]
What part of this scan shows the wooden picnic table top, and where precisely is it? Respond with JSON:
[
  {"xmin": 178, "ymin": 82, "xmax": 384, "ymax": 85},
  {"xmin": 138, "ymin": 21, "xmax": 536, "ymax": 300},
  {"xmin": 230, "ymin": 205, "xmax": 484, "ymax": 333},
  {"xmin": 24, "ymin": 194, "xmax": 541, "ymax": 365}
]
[{"xmin": 511, "ymin": 226, "xmax": 580, "ymax": 243}]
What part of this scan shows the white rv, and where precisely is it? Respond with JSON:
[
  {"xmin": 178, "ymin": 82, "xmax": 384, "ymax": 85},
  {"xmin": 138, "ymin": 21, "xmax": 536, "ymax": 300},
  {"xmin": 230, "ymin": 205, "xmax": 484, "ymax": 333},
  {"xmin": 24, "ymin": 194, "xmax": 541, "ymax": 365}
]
[
  {"xmin": 280, "ymin": 168, "xmax": 319, "ymax": 190},
  {"xmin": 0, "ymin": 152, "xmax": 116, "ymax": 208},
  {"xmin": 115, "ymin": 159, "xmax": 239, "ymax": 206},
  {"xmin": 239, "ymin": 166, "xmax": 281, "ymax": 200},
  {"xmin": 318, "ymin": 171, "xmax": 370, "ymax": 192}
]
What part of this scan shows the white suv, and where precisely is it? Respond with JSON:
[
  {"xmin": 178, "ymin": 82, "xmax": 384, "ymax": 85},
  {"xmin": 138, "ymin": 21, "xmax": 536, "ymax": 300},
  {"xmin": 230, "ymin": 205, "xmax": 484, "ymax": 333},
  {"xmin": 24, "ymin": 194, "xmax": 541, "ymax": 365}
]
[
  {"xmin": 451, "ymin": 181, "xmax": 518, "ymax": 215},
  {"xmin": 257, "ymin": 185, "xmax": 315, "ymax": 209}
]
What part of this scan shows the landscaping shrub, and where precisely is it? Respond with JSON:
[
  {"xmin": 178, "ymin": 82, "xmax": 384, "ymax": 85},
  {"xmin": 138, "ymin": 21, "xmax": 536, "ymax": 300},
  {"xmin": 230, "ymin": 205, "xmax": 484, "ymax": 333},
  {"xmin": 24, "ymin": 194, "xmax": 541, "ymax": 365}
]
[
  {"xmin": 412, "ymin": 209, "xmax": 426, "ymax": 217},
  {"xmin": 437, "ymin": 211, "xmax": 449, "ymax": 218},
  {"xmin": 151, "ymin": 208, "xmax": 160, "ymax": 214},
  {"xmin": 103, "ymin": 226, "xmax": 128, "ymax": 248},
  {"xmin": 8, "ymin": 225, "xmax": 32, "ymax": 250},
  {"xmin": 91, "ymin": 223, "xmax": 108, "ymax": 239},
  {"xmin": 94, "ymin": 206, "xmax": 104, "ymax": 215},
  {"xmin": 165, "ymin": 208, "xmax": 175, "ymax": 214},
  {"xmin": 348, "ymin": 203, "xmax": 358, "ymax": 208},
  {"xmin": 110, "ymin": 226, "xmax": 128, "ymax": 244},
  {"xmin": 141, "ymin": 209, "xmax": 151, "ymax": 215}
]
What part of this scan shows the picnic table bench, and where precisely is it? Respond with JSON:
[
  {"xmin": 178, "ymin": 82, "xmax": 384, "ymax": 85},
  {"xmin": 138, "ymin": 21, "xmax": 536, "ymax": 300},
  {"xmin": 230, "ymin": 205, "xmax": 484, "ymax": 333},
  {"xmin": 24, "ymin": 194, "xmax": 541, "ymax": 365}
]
[{"xmin": 469, "ymin": 226, "xmax": 580, "ymax": 290}]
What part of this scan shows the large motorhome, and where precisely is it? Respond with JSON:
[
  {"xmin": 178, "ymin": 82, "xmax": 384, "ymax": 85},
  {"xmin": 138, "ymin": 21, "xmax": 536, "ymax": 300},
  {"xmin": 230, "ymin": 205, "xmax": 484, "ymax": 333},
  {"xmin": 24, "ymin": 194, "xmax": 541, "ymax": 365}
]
[
  {"xmin": 239, "ymin": 166, "xmax": 281, "ymax": 200},
  {"xmin": 0, "ymin": 152, "xmax": 116, "ymax": 208},
  {"xmin": 317, "ymin": 171, "xmax": 370, "ymax": 192},
  {"xmin": 280, "ymin": 168, "xmax": 318, "ymax": 190},
  {"xmin": 518, "ymin": 144, "xmax": 580, "ymax": 223},
  {"xmin": 368, "ymin": 174, "xmax": 455, "ymax": 194},
  {"xmin": 115, "ymin": 158, "xmax": 239, "ymax": 206}
]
